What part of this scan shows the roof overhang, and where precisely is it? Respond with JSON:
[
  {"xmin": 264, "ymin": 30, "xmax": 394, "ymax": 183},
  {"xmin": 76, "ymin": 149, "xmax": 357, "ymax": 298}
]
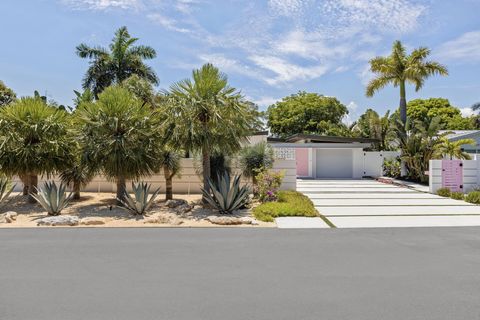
[
  {"xmin": 269, "ymin": 143, "xmax": 371, "ymax": 149},
  {"xmin": 284, "ymin": 134, "xmax": 379, "ymax": 144}
]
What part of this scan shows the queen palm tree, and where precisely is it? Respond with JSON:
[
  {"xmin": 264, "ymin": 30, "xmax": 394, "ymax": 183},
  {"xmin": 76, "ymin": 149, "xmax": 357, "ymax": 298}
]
[
  {"xmin": 166, "ymin": 64, "xmax": 260, "ymax": 201},
  {"xmin": 76, "ymin": 86, "xmax": 163, "ymax": 204},
  {"xmin": 434, "ymin": 138, "xmax": 475, "ymax": 160},
  {"xmin": 366, "ymin": 41, "xmax": 448, "ymax": 124},
  {"xmin": 0, "ymin": 97, "xmax": 74, "ymax": 202},
  {"xmin": 76, "ymin": 26, "xmax": 158, "ymax": 97}
]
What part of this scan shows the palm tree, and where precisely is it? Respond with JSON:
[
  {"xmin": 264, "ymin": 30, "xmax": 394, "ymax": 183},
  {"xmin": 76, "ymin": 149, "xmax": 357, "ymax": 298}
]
[
  {"xmin": 159, "ymin": 150, "xmax": 182, "ymax": 200},
  {"xmin": 354, "ymin": 109, "xmax": 394, "ymax": 151},
  {"xmin": 238, "ymin": 142, "xmax": 274, "ymax": 184},
  {"xmin": 366, "ymin": 41, "xmax": 448, "ymax": 124},
  {"xmin": 76, "ymin": 26, "xmax": 158, "ymax": 97},
  {"xmin": 0, "ymin": 97, "xmax": 74, "ymax": 202},
  {"xmin": 166, "ymin": 64, "xmax": 260, "ymax": 201},
  {"xmin": 434, "ymin": 138, "xmax": 475, "ymax": 160},
  {"xmin": 76, "ymin": 86, "xmax": 163, "ymax": 204}
]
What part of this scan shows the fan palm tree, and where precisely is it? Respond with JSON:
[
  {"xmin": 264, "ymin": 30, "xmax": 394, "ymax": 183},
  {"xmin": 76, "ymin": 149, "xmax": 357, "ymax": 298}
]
[
  {"xmin": 76, "ymin": 26, "xmax": 158, "ymax": 97},
  {"xmin": 166, "ymin": 64, "xmax": 260, "ymax": 201},
  {"xmin": 0, "ymin": 97, "xmax": 74, "ymax": 202},
  {"xmin": 76, "ymin": 86, "xmax": 163, "ymax": 204},
  {"xmin": 434, "ymin": 138, "xmax": 475, "ymax": 160},
  {"xmin": 159, "ymin": 149, "xmax": 182, "ymax": 200},
  {"xmin": 366, "ymin": 41, "xmax": 448, "ymax": 125}
]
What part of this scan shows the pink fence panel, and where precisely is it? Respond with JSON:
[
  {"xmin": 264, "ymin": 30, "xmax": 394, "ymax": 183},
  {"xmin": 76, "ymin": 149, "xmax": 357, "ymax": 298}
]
[
  {"xmin": 296, "ymin": 148, "xmax": 309, "ymax": 177},
  {"xmin": 441, "ymin": 160, "xmax": 463, "ymax": 192}
]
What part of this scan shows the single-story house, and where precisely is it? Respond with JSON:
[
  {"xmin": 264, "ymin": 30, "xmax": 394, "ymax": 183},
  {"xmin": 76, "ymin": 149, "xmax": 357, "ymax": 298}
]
[
  {"xmin": 250, "ymin": 132, "xmax": 399, "ymax": 179},
  {"xmin": 440, "ymin": 130, "xmax": 480, "ymax": 154}
]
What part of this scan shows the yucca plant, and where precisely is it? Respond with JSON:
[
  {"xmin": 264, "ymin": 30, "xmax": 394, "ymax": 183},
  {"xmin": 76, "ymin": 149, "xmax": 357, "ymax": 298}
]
[
  {"xmin": 31, "ymin": 181, "xmax": 73, "ymax": 216},
  {"xmin": 0, "ymin": 177, "xmax": 15, "ymax": 209},
  {"xmin": 118, "ymin": 182, "xmax": 161, "ymax": 215},
  {"xmin": 202, "ymin": 172, "xmax": 250, "ymax": 214}
]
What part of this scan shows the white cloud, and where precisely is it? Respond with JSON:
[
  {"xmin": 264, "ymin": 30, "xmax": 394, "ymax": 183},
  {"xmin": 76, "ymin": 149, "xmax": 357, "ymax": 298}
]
[
  {"xmin": 249, "ymin": 96, "xmax": 280, "ymax": 107},
  {"xmin": 147, "ymin": 13, "xmax": 191, "ymax": 33},
  {"xmin": 274, "ymin": 30, "xmax": 350, "ymax": 60},
  {"xmin": 343, "ymin": 101, "xmax": 361, "ymax": 125},
  {"xmin": 460, "ymin": 107, "xmax": 476, "ymax": 117},
  {"xmin": 249, "ymin": 55, "xmax": 329, "ymax": 85},
  {"xmin": 321, "ymin": 0, "xmax": 427, "ymax": 33},
  {"xmin": 268, "ymin": 0, "xmax": 306, "ymax": 16},
  {"xmin": 198, "ymin": 54, "xmax": 262, "ymax": 79},
  {"xmin": 437, "ymin": 30, "xmax": 480, "ymax": 63},
  {"xmin": 61, "ymin": 0, "xmax": 140, "ymax": 10}
]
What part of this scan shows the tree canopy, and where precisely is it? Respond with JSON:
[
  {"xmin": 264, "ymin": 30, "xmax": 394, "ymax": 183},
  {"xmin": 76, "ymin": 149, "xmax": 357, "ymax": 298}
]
[
  {"xmin": 267, "ymin": 91, "xmax": 348, "ymax": 138},
  {"xmin": 406, "ymin": 98, "xmax": 475, "ymax": 130},
  {"xmin": 0, "ymin": 81, "xmax": 16, "ymax": 107}
]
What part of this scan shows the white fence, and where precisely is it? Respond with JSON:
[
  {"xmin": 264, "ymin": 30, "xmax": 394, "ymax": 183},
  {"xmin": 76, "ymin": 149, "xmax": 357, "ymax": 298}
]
[
  {"xmin": 362, "ymin": 151, "xmax": 400, "ymax": 177},
  {"xmin": 12, "ymin": 158, "xmax": 297, "ymax": 194},
  {"xmin": 429, "ymin": 159, "xmax": 479, "ymax": 194}
]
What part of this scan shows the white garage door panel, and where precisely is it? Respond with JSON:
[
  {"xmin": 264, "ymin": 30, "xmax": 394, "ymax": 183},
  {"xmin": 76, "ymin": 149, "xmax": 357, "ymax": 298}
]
[{"xmin": 316, "ymin": 149, "xmax": 353, "ymax": 178}]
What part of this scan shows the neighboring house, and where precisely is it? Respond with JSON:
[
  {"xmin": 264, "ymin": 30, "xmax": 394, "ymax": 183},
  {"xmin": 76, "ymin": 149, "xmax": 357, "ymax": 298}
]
[
  {"xmin": 440, "ymin": 130, "xmax": 480, "ymax": 154},
  {"xmin": 251, "ymin": 132, "xmax": 399, "ymax": 179}
]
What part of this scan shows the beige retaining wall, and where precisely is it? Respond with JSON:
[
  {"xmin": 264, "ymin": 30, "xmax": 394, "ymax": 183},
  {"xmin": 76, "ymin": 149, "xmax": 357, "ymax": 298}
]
[{"xmin": 12, "ymin": 158, "xmax": 297, "ymax": 194}]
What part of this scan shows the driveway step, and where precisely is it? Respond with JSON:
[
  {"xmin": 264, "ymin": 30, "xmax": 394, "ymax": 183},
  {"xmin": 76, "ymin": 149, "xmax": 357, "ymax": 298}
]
[
  {"xmin": 329, "ymin": 215, "xmax": 480, "ymax": 228},
  {"xmin": 303, "ymin": 193, "xmax": 441, "ymax": 199},
  {"xmin": 316, "ymin": 205, "xmax": 480, "ymax": 216},
  {"xmin": 312, "ymin": 198, "xmax": 473, "ymax": 207}
]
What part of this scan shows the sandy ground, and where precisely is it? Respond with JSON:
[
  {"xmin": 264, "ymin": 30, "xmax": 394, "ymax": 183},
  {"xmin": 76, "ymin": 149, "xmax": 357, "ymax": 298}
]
[{"xmin": 0, "ymin": 192, "xmax": 275, "ymax": 228}]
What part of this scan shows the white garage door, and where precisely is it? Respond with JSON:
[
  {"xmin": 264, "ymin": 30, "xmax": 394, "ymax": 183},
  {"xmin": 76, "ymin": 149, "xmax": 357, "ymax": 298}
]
[{"xmin": 315, "ymin": 149, "xmax": 353, "ymax": 178}]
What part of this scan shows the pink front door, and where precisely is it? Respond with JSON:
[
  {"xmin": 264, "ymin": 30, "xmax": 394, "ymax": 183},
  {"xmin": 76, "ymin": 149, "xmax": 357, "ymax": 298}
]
[
  {"xmin": 441, "ymin": 160, "xmax": 463, "ymax": 192},
  {"xmin": 296, "ymin": 148, "xmax": 309, "ymax": 177}
]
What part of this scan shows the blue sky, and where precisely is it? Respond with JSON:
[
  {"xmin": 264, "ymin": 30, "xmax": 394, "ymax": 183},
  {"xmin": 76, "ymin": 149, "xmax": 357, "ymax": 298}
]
[{"xmin": 1, "ymin": 0, "xmax": 479, "ymax": 122}]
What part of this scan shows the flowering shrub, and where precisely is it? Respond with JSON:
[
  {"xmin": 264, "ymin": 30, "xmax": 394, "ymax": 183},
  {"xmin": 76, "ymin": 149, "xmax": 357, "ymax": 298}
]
[{"xmin": 253, "ymin": 169, "xmax": 284, "ymax": 202}]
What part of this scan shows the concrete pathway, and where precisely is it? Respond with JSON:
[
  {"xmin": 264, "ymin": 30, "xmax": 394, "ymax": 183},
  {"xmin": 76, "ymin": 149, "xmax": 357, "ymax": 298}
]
[{"xmin": 294, "ymin": 179, "xmax": 480, "ymax": 228}]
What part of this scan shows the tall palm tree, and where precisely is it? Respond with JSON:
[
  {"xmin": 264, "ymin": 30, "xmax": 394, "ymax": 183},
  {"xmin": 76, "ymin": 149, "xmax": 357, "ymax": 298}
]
[
  {"xmin": 366, "ymin": 41, "xmax": 448, "ymax": 124},
  {"xmin": 434, "ymin": 138, "xmax": 475, "ymax": 160},
  {"xmin": 76, "ymin": 86, "xmax": 163, "ymax": 204},
  {"xmin": 76, "ymin": 26, "xmax": 158, "ymax": 97},
  {"xmin": 0, "ymin": 97, "xmax": 74, "ymax": 202},
  {"xmin": 166, "ymin": 64, "xmax": 260, "ymax": 201}
]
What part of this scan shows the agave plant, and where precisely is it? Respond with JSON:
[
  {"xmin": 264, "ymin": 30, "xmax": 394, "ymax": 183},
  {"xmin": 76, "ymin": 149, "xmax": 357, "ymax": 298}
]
[
  {"xmin": 31, "ymin": 181, "xmax": 73, "ymax": 216},
  {"xmin": 0, "ymin": 177, "xmax": 15, "ymax": 209},
  {"xmin": 202, "ymin": 173, "xmax": 250, "ymax": 214},
  {"xmin": 118, "ymin": 182, "xmax": 161, "ymax": 215}
]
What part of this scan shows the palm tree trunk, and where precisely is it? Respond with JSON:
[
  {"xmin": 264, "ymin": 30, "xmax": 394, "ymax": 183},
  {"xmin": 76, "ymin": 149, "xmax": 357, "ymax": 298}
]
[
  {"xmin": 116, "ymin": 176, "xmax": 126, "ymax": 205},
  {"xmin": 399, "ymin": 81, "xmax": 407, "ymax": 125},
  {"xmin": 164, "ymin": 166, "xmax": 173, "ymax": 200},
  {"xmin": 202, "ymin": 148, "xmax": 211, "ymax": 203},
  {"xmin": 20, "ymin": 174, "xmax": 29, "ymax": 195},
  {"xmin": 27, "ymin": 174, "xmax": 38, "ymax": 204},
  {"xmin": 73, "ymin": 181, "xmax": 81, "ymax": 200}
]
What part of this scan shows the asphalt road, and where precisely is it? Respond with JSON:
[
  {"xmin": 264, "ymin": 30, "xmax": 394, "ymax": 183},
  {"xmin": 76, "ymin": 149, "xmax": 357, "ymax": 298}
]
[{"xmin": 1, "ymin": 227, "xmax": 480, "ymax": 320}]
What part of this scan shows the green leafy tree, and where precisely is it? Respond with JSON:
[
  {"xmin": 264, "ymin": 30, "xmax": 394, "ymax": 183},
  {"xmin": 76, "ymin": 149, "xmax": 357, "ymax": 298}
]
[
  {"xmin": 0, "ymin": 81, "xmax": 16, "ymax": 107},
  {"xmin": 366, "ymin": 41, "xmax": 448, "ymax": 124},
  {"xmin": 434, "ymin": 138, "xmax": 475, "ymax": 160},
  {"xmin": 76, "ymin": 26, "xmax": 158, "ymax": 97},
  {"xmin": 406, "ymin": 98, "xmax": 475, "ymax": 130},
  {"xmin": 0, "ymin": 97, "xmax": 74, "ymax": 202},
  {"xmin": 267, "ymin": 91, "xmax": 348, "ymax": 138},
  {"xmin": 166, "ymin": 63, "xmax": 260, "ymax": 201},
  {"xmin": 354, "ymin": 109, "xmax": 394, "ymax": 150},
  {"xmin": 76, "ymin": 86, "xmax": 163, "ymax": 204}
]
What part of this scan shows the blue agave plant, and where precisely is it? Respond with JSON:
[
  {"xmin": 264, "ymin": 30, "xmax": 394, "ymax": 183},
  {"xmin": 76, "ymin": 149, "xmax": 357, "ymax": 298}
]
[{"xmin": 202, "ymin": 173, "xmax": 250, "ymax": 214}]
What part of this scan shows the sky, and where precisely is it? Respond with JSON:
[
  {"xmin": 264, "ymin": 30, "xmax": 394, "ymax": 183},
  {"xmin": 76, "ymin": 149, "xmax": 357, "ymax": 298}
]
[{"xmin": 1, "ymin": 0, "xmax": 479, "ymax": 123}]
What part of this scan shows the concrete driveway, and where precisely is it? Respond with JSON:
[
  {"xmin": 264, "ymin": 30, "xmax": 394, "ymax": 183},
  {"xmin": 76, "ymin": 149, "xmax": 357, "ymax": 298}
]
[{"xmin": 297, "ymin": 179, "xmax": 480, "ymax": 228}]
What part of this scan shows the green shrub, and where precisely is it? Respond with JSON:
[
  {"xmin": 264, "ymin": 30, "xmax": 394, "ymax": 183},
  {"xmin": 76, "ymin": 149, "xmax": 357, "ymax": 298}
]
[
  {"xmin": 0, "ymin": 177, "xmax": 15, "ymax": 209},
  {"xmin": 383, "ymin": 157, "xmax": 401, "ymax": 178},
  {"xmin": 254, "ymin": 170, "xmax": 284, "ymax": 202},
  {"xmin": 436, "ymin": 187, "xmax": 451, "ymax": 197},
  {"xmin": 450, "ymin": 192, "xmax": 464, "ymax": 200},
  {"xmin": 238, "ymin": 142, "xmax": 274, "ymax": 182},
  {"xmin": 465, "ymin": 191, "xmax": 480, "ymax": 204},
  {"xmin": 253, "ymin": 191, "xmax": 318, "ymax": 222}
]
